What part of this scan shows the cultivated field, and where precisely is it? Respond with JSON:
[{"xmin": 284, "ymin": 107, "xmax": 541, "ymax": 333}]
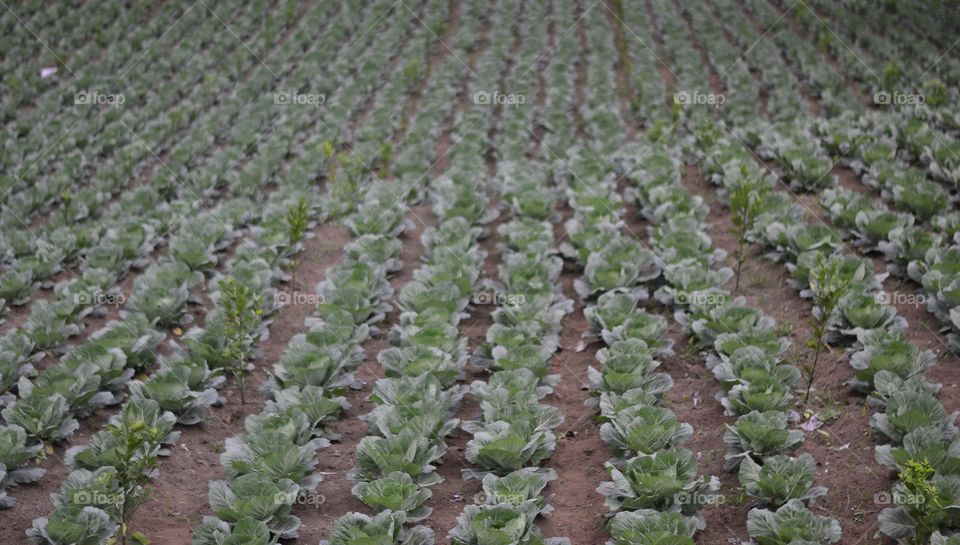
[{"xmin": 1, "ymin": 0, "xmax": 959, "ymax": 544}]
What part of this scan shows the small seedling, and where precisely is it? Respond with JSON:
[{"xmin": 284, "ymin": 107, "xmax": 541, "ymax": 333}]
[
  {"xmin": 775, "ymin": 322, "xmax": 793, "ymax": 338},
  {"xmin": 328, "ymin": 153, "xmax": 363, "ymax": 219},
  {"xmin": 695, "ymin": 118, "xmax": 720, "ymax": 151},
  {"xmin": 923, "ymin": 78, "xmax": 947, "ymax": 107},
  {"xmin": 218, "ymin": 276, "xmax": 264, "ymax": 405},
  {"xmin": 60, "ymin": 190, "xmax": 73, "ymax": 222},
  {"xmin": 379, "ymin": 141, "xmax": 394, "ymax": 179},
  {"xmin": 729, "ymin": 164, "xmax": 769, "ymax": 291},
  {"xmin": 803, "ymin": 253, "xmax": 850, "ymax": 402},
  {"xmin": 285, "ymin": 196, "xmax": 309, "ymax": 290},
  {"xmin": 323, "ymin": 140, "xmax": 337, "ymax": 183},
  {"xmin": 882, "ymin": 62, "xmax": 903, "ymax": 91},
  {"xmin": 108, "ymin": 418, "xmax": 163, "ymax": 545},
  {"xmin": 897, "ymin": 459, "xmax": 941, "ymax": 545}
]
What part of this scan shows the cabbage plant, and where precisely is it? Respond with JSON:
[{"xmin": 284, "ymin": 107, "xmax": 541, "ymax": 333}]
[
  {"xmin": 574, "ymin": 237, "xmax": 661, "ymax": 299},
  {"xmin": 220, "ymin": 434, "xmax": 326, "ymax": 490},
  {"xmin": 721, "ymin": 376, "xmax": 795, "ymax": 416},
  {"xmin": 707, "ymin": 346, "xmax": 800, "ymax": 390},
  {"xmin": 587, "ymin": 339, "xmax": 673, "ymax": 397},
  {"xmin": 746, "ymin": 499, "xmax": 841, "ymax": 545},
  {"xmin": 478, "ymin": 467, "xmax": 557, "ymax": 512},
  {"xmin": 321, "ymin": 510, "xmax": 434, "ymax": 545},
  {"xmin": 723, "ymin": 411, "xmax": 804, "ymax": 470},
  {"xmin": 463, "ymin": 421, "xmax": 556, "ymax": 477},
  {"xmin": 349, "ymin": 430, "xmax": 443, "ymax": 486},
  {"xmin": 686, "ymin": 299, "xmax": 774, "ymax": 347},
  {"xmin": 27, "ymin": 505, "xmax": 118, "ymax": 545},
  {"xmin": 605, "ymin": 509, "xmax": 703, "ymax": 545},
  {"xmin": 849, "ymin": 329, "xmax": 936, "ymax": 394},
  {"xmin": 351, "ymin": 471, "xmax": 432, "ymax": 522},
  {"xmin": 871, "ymin": 390, "xmax": 959, "ymax": 444},
  {"xmin": 600, "ymin": 404, "xmax": 693, "ymax": 457},
  {"xmin": 207, "ymin": 473, "xmax": 301, "ymax": 539},
  {"xmin": 449, "ymin": 503, "xmax": 568, "ymax": 545},
  {"xmin": 2, "ymin": 392, "xmax": 78, "ymax": 443},
  {"xmin": 584, "ymin": 289, "xmax": 647, "ymax": 338},
  {"xmin": 876, "ymin": 427, "xmax": 960, "ymax": 476},
  {"xmin": 23, "ymin": 300, "xmax": 81, "ymax": 354},
  {"xmin": 0, "ymin": 424, "xmax": 45, "ymax": 508},
  {"xmin": 192, "ymin": 517, "xmax": 272, "ymax": 545},
  {"xmin": 738, "ymin": 453, "xmax": 827, "ymax": 507},
  {"xmin": 598, "ymin": 447, "xmax": 719, "ymax": 514}
]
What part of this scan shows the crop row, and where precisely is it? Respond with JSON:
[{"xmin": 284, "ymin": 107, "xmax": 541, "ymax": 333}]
[
  {"xmin": 2, "ymin": 0, "xmax": 437, "ymax": 537},
  {"xmin": 683, "ymin": 3, "xmax": 960, "ymax": 541},
  {"xmin": 2, "ymin": 1, "xmax": 282, "ymax": 236},
  {"xmin": 0, "ymin": 0, "xmax": 344, "ymax": 388}
]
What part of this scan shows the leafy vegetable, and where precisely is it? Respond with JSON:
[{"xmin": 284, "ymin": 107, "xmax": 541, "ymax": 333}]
[
  {"xmin": 0, "ymin": 424, "xmax": 45, "ymax": 508},
  {"xmin": 723, "ymin": 411, "xmax": 804, "ymax": 470},
  {"xmin": 746, "ymin": 499, "xmax": 841, "ymax": 545},
  {"xmin": 600, "ymin": 404, "xmax": 693, "ymax": 457},
  {"xmin": 351, "ymin": 471, "xmax": 432, "ymax": 522},
  {"xmin": 605, "ymin": 509, "xmax": 703, "ymax": 545},
  {"xmin": 598, "ymin": 447, "xmax": 719, "ymax": 514},
  {"xmin": 321, "ymin": 510, "xmax": 434, "ymax": 545},
  {"xmin": 738, "ymin": 454, "xmax": 827, "ymax": 507}
]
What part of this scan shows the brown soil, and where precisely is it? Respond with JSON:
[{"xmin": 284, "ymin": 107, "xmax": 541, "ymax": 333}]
[{"xmin": 538, "ymin": 200, "xmax": 615, "ymax": 545}]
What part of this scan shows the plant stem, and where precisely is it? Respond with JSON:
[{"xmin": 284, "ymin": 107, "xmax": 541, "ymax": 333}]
[
  {"xmin": 290, "ymin": 258, "xmax": 298, "ymax": 292},
  {"xmin": 238, "ymin": 372, "xmax": 246, "ymax": 405},
  {"xmin": 805, "ymin": 335, "xmax": 824, "ymax": 402},
  {"xmin": 735, "ymin": 244, "xmax": 744, "ymax": 292},
  {"xmin": 120, "ymin": 494, "xmax": 128, "ymax": 545}
]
